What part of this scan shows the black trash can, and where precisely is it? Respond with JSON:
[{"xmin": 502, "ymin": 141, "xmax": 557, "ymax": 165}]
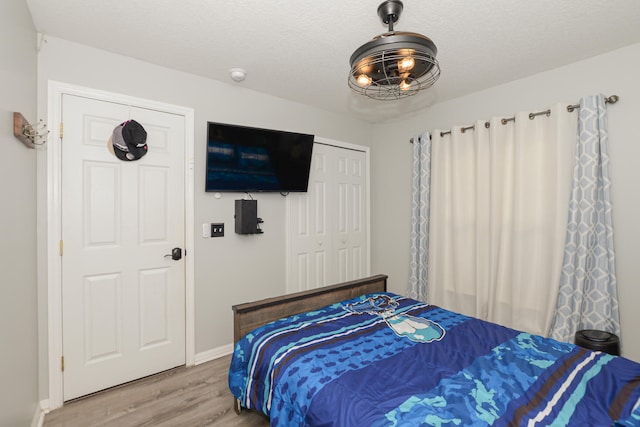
[{"xmin": 574, "ymin": 329, "xmax": 620, "ymax": 356}]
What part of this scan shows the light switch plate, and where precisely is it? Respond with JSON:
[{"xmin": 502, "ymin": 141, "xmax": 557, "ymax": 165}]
[{"xmin": 202, "ymin": 223, "xmax": 211, "ymax": 238}]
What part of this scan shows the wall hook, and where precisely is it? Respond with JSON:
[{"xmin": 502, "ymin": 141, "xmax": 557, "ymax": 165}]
[{"xmin": 13, "ymin": 112, "xmax": 49, "ymax": 148}]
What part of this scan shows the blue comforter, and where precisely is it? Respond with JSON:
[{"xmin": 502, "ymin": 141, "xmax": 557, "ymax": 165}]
[{"xmin": 229, "ymin": 293, "xmax": 640, "ymax": 426}]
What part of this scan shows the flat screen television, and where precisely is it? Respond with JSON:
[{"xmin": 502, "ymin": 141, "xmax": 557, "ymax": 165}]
[{"xmin": 205, "ymin": 122, "xmax": 314, "ymax": 192}]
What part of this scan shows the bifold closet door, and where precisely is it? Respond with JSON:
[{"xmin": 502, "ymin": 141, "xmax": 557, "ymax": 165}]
[{"xmin": 287, "ymin": 142, "xmax": 369, "ymax": 292}]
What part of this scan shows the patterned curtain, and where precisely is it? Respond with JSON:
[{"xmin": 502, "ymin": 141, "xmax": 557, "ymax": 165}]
[
  {"xmin": 549, "ymin": 95, "xmax": 620, "ymax": 343},
  {"xmin": 407, "ymin": 132, "xmax": 431, "ymax": 301}
]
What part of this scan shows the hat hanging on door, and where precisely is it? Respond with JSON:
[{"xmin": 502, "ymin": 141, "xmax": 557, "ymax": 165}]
[{"xmin": 108, "ymin": 119, "xmax": 148, "ymax": 161}]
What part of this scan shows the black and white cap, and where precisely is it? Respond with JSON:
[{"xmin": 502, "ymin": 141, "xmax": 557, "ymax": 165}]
[{"xmin": 108, "ymin": 119, "xmax": 148, "ymax": 161}]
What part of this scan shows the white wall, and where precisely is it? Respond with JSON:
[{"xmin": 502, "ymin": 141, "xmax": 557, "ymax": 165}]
[
  {"xmin": 0, "ymin": 0, "xmax": 39, "ymax": 425},
  {"xmin": 36, "ymin": 36, "xmax": 372, "ymax": 394},
  {"xmin": 370, "ymin": 42, "xmax": 640, "ymax": 362}
]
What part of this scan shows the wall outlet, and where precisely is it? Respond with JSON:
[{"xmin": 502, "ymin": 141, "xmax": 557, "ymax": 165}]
[{"xmin": 211, "ymin": 223, "xmax": 224, "ymax": 237}]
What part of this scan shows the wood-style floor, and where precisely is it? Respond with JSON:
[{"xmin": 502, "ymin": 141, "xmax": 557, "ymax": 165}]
[{"xmin": 43, "ymin": 355, "xmax": 270, "ymax": 427}]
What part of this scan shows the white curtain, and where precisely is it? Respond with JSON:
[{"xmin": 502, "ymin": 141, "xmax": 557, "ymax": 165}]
[{"xmin": 426, "ymin": 105, "xmax": 578, "ymax": 335}]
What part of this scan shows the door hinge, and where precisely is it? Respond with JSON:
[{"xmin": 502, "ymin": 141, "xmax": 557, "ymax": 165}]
[
  {"xmin": 61, "ymin": 356, "xmax": 64, "ymax": 372},
  {"xmin": 59, "ymin": 240, "xmax": 63, "ymax": 256},
  {"xmin": 59, "ymin": 122, "xmax": 63, "ymax": 139}
]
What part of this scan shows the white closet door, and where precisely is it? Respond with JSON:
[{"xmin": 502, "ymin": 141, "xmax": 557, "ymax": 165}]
[
  {"xmin": 333, "ymin": 147, "xmax": 368, "ymax": 283},
  {"xmin": 287, "ymin": 142, "xmax": 369, "ymax": 292}
]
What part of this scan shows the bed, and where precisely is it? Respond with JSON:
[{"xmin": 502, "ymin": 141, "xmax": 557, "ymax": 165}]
[{"xmin": 229, "ymin": 274, "xmax": 640, "ymax": 426}]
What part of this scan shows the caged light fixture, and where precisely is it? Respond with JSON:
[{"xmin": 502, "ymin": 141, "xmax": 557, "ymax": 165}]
[{"xmin": 348, "ymin": 0, "xmax": 440, "ymax": 100}]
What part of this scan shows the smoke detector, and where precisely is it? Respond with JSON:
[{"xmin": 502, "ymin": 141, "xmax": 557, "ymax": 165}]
[{"xmin": 229, "ymin": 68, "xmax": 247, "ymax": 82}]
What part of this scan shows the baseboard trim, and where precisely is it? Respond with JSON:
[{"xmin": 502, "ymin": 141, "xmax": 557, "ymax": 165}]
[
  {"xmin": 32, "ymin": 399, "xmax": 49, "ymax": 427},
  {"xmin": 194, "ymin": 344, "xmax": 234, "ymax": 365}
]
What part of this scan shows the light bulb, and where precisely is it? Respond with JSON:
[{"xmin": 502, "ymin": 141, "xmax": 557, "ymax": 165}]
[
  {"xmin": 399, "ymin": 79, "xmax": 412, "ymax": 91},
  {"xmin": 356, "ymin": 74, "xmax": 372, "ymax": 87},
  {"xmin": 398, "ymin": 56, "xmax": 415, "ymax": 72}
]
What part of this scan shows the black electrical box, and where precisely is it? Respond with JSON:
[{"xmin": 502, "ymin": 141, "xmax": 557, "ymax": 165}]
[{"xmin": 235, "ymin": 199, "xmax": 262, "ymax": 234}]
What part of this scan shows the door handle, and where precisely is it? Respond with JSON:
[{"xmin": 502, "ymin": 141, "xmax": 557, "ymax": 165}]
[{"xmin": 164, "ymin": 247, "xmax": 182, "ymax": 261}]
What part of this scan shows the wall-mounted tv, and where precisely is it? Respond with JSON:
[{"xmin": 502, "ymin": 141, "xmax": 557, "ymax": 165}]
[{"xmin": 205, "ymin": 122, "xmax": 314, "ymax": 193}]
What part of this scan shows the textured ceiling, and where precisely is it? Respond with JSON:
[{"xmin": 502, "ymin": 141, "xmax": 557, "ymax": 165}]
[{"xmin": 26, "ymin": 0, "xmax": 640, "ymax": 123}]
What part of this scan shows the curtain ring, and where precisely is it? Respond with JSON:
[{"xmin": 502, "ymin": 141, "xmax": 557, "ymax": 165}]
[{"xmin": 529, "ymin": 109, "xmax": 551, "ymax": 120}]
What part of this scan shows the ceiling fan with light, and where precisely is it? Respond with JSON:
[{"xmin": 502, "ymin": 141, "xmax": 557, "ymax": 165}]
[{"xmin": 348, "ymin": 0, "xmax": 440, "ymax": 100}]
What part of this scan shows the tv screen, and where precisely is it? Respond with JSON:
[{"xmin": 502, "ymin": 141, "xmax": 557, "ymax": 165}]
[{"xmin": 205, "ymin": 122, "xmax": 314, "ymax": 192}]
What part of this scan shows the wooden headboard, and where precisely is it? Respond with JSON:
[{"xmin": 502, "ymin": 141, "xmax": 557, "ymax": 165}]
[{"xmin": 232, "ymin": 274, "xmax": 388, "ymax": 343}]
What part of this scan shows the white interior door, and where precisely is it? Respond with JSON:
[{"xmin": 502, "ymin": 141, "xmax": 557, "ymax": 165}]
[
  {"xmin": 287, "ymin": 142, "xmax": 369, "ymax": 292},
  {"xmin": 287, "ymin": 143, "xmax": 332, "ymax": 291},
  {"xmin": 61, "ymin": 94, "xmax": 186, "ymax": 400},
  {"xmin": 333, "ymin": 147, "xmax": 368, "ymax": 282}
]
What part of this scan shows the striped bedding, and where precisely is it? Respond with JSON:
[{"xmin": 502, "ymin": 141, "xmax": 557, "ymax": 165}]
[{"xmin": 228, "ymin": 292, "xmax": 640, "ymax": 426}]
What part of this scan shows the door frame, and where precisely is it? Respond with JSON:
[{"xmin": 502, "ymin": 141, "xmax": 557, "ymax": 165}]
[{"xmin": 46, "ymin": 81, "xmax": 196, "ymax": 409}]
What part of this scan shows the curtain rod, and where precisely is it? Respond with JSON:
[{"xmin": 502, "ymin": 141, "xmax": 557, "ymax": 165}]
[{"xmin": 409, "ymin": 94, "xmax": 619, "ymax": 143}]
